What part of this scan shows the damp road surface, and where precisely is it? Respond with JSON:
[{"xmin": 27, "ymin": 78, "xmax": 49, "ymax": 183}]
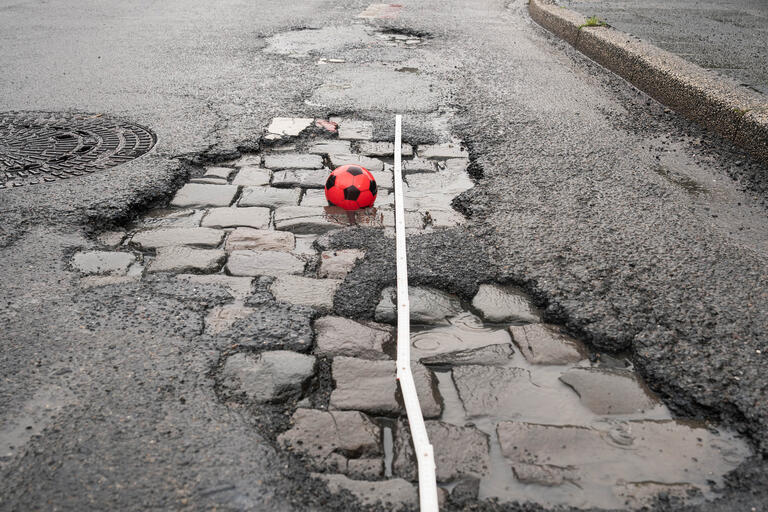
[{"xmin": 1, "ymin": 1, "xmax": 768, "ymax": 511}]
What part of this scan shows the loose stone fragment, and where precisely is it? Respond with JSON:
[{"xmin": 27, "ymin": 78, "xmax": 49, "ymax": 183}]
[
  {"xmin": 558, "ymin": 368, "xmax": 660, "ymax": 415},
  {"xmin": 274, "ymin": 206, "xmax": 342, "ymax": 234},
  {"xmin": 272, "ymin": 169, "xmax": 329, "ymax": 188},
  {"xmin": 418, "ymin": 142, "xmax": 469, "ymax": 159},
  {"xmin": 205, "ymin": 304, "xmax": 255, "ymax": 334},
  {"xmin": 278, "ymin": 408, "xmax": 381, "ymax": 464},
  {"xmin": 226, "ymin": 250, "xmax": 305, "ymax": 276},
  {"xmin": 329, "ymin": 357, "xmax": 441, "ymax": 417},
  {"xmin": 299, "ymin": 189, "xmax": 330, "ymax": 207},
  {"xmin": 269, "ymin": 275, "xmax": 342, "ymax": 309},
  {"xmin": 318, "ymin": 249, "xmax": 365, "ymax": 278},
  {"xmin": 231, "ymin": 167, "xmax": 271, "ymax": 186},
  {"xmin": 375, "ymin": 286, "xmax": 462, "ymax": 325},
  {"xmin": 471, "ymin": 284, "xmax": 542, "ymax": 323},
  {"xmin": 308, "ymin": 140, "xmax": 351, "ymax": 155},
  {"xmin": 420, "ymin": 344, "xmax": 515, "ymax": 366},
  {"xmin": 263, "ymin": 153, "xmax": 324, "ymax": 170},
  {"xmin": 328, "ymin": 153, "xmax": 384, "ymax": 172},
  {"xmin": 201, "ymin": 207, "xmax": 271, "ymax": 229},
  {"xmin": 358, "ymin": 141, "xmax": 413, "ymax": 157},
  {"xmin": 176, "ymin": 274, "xmax": 253, "ymax": 301},
  {"xmin": 170, "ymin": 183, "xmax": 238, "ymax": 207},
  {"xmin": 221, "ymin": 351, "xmax": 315, "ymax": 402},
  {"xmin": 510, "ymin": 324, "xmax": 587, "ymax": 365},
  {"xmin": 393, "ymin": 420, "xmax": 490, "ymax": 482},
  {"xmin": 312, "ymin": 474, "xmax": 417, "ymax": 510},
  {"xmin": 336, "ymin": 119, "xmax": 373, "ymax": 140},
  {"xmin": 148, "ymin": 247, "xmax": 225, "ymax": 273},
  {"xmin": 266, "ymin": 117, "xmax": 313, "ymax": 137},
  {"xmin": 131, "ymin": 227, "xmax": 225, "ymax": 249},
  {"xmin": 410, "ymin": 312, "xmax": 512, "ymax": 360},
  {"xmin": 71, "ymin": 251, "xmax": 135, "ymax": 275},
  {"xmin": 225, "ymin": 228, "xmax": 295, "ymax": 252},
  {"xmin": 314, "ymin": 316, "xmax": 392, "ymax": 360},
  {"xmin": 239, "ymin": 186, "xmax": 301, "ymax": 207},
  {"xmin": 204, "ymin": 166, "xmax": 235, "ymax": 179}
]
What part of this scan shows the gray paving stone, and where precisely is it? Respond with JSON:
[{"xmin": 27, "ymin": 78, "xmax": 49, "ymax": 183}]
[
  {"xmin": 278, "ymin": 408, "xmax": 381, "ymax": 469},
  {"xmin": 293, "ymin": 234, "xmax": 319, "ymax": 256},
  {"xmin": 233, "ymin": 155, "xmax": 262, "ymax": 167},
  {"xmin": 329, "ymin": 357, "xmax": 441, "ymax": 418},
  {"xmin": 96, "ymin": 230, "xmax": 127, "ymax": 247},
  {"xmin": 299, "ymin": 189, "xmax": 330, "ymax": 207},
  {"xmin": 147, "ymin": 246, "xmax": 225, "ymax": 273},
  {"xmin": 176, "ymin": 274, "xmax": 253, "ymax": 301},
  {"xmin": 269, "ymin": 275, "xmax": 342, "ymax": 309},
  {"xmin": 308, "ymin": 140, "xmax": 351, "ymax": 155},
  {"xmin": 131, "ymin": 227, "xmax": 225, "ymax": 249},
  {"xmin": 205, "ymin": 304, "xmax": 255, "ymax": 334},
  {"xmin": 71, "ymin": 251, "xmax": 135, "ymax": 275},
  {"xmin": 403, "ymin": 158, "xmax": 436, "ymax": 174},
  {"xmin": 410, "ymin": 313, "xmax": 512, "ymax": 361},
  {"xmin": 328, "ymin": 153, "xmax": 384, "ymax": 172},
  {"xmin": 225, "ymin": 228, "xmax": 295, "ymax": 252},
  {"xmin": 358, "ymin": 141, "xmax": 413, "ymax": 157},
  {"xmin": 393, "ymin": 420, "xmax": 490, "ymax": 482},
  {"xmin": 318, "ymin": 249, "xmax": 365, "ymax": 278},
  {"xmin": 336, "ymin": 119, "xmax": 373, "ymax": 140},
  {"xmin": 231, "ymin": 167, "xmax": 271, "ymax": 186},
  {"xmin": 510, "ymin": 324, "xmax": 587, "ymax": 365},
  {"xmin": 137, "ymin": 208, "xmax": 205, "ymax": 228},
  {"xmin": 380, "ymin": 210, "xmax": 424, "ymax": 230},
  {"xmin": 472, "ymin": 284, "xmax": 542, "ymax": 323},
  {"xmin": 221, "ymin": 351, "xmax": 316, "ymax": 403},
  {"xmin": 558, "ymin": 368, "xmax": 660, "ymax": 415},
  {"xmin": 314, "ymin": 316, "xmax": 393, "ymax": 360},
  {"xmin": 204, "ymin": 166, "xmax": 235, "ymax": 179},
  {"xmin": 170, "ymin": 183, "xmax": 238, "ymax": 207},
  {"xmin": 266, "ymin": 117, "xmax": 313, "ymax": 137},
  {"xmin": 442, "ymin": 158, "xmax": 470, "ymax": 173},
  {"xmin": 263, "ymin": 153, "xmax": 323, "ymax": 170},
  {"xmin": 226, "ymin": 250, "xmax": 305, "ymax": 276},
  {"xmin": 417, "ymin": 142, "xmax": 469, "ymax": 159},
  {"xmin": 200, "ymin": 207, "xmax": 271, "ymax": 229},
  {"xmin": 420, "ymin": 344, "xmax": 515, "ymax": 366},
  {"xmin": 347, "ymin": 459, "xmax": 384, "ymax": 479},
  {"xmin": 272, "ymin": 169, "xmax": 329, "ymax": 188},
  {"xmin": 406, "ymin": 171, "xmax": 474, "ymax": 196},
  {"xmin": 274, "ymin": 206, "xmax": 342, "ymax": 234},
  {"xmin": 375, "ymin": 286, "xmax": 462, "ymax": 325},
  {"xmin": 369, "ymin": 171, "xmax": 393, "ymax": 190},
  {"xmin": 426, "ymin": 209, "xmax": 465, "ymax": 228},
  {"xmin": 312, "ymin": 474, "xmax": 417, "ymax": 510},
  {"xmin": 239, "ymin": 186, "xmax": 300, "ymax": 207},
  {"xmin": 190, "ymin": 177, "xmax": 228, "ymax": 185}
]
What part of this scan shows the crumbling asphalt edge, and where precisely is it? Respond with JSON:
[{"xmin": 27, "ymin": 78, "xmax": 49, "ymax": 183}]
[{"xmin": 527, "ymin": 0, "xmax": 768, "ymax": 166}]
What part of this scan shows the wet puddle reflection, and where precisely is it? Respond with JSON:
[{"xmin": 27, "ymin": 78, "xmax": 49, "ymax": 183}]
[{"xmin": 414, "ymin": 310, "xmax": 750, "ymax": 509}]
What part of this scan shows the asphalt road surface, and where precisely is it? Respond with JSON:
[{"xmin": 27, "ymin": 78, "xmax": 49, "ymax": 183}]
[
  {"xmin": 1, "ymin": 0, "xmax": 767, "ymax": 511},
  {"xmin": 558, "ymin": 0, "xmax": 768, "ymax": 94}
]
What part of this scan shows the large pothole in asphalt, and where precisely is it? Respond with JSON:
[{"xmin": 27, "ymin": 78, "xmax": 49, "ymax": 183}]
[{"xmin": 0, "ymin": 111, "xmax": 156, "ymax": 188}]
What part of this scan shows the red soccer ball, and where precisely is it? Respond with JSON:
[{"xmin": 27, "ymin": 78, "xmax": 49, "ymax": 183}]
[{"xmin": 324, "ymin": 165, "xmax": 377, "ymax": 210}]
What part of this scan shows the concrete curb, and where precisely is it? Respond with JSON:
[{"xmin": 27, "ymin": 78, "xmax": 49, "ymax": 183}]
[{"xmin": 528, "ymin": 0, "xmax": 768, "ymax": 165}]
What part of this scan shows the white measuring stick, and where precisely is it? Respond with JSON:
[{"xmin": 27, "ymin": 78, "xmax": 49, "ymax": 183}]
[{"xmin": 392, "ymin": 114, "xmax": 439, "ymax": 511}]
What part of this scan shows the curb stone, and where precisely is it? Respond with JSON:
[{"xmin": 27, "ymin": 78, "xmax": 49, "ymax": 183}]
[{"xmin": 528, "ymin": 0, "xmax": 768, "ymax": 166}]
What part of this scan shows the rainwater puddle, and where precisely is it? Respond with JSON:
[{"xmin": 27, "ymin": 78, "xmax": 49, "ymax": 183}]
[{"xmin": 415, "ymin": 311, "xmax": 751, "ymax": 510}]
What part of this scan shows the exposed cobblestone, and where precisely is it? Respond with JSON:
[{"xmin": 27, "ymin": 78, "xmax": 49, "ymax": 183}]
[
  {"xmin": 239, "ymin": 186, "xmax": 301, "ymax": 207},
  {"xmin": 200, "ymin": 207, "xmax": 271, "ymax": 229},
  {"xmin": 170, "ymin": 183, "xmax": 238, "ymax": 207}
]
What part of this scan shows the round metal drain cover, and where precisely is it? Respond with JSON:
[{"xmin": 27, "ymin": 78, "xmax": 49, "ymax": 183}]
[{"xmin": 0, "ymin": 111, "xmax": 156, "ymax": 189}]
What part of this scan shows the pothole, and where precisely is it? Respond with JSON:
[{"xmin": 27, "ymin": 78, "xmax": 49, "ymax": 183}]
[{"xmin": 0, "ymin": 111, "xmax": 156, "ymax": 188}]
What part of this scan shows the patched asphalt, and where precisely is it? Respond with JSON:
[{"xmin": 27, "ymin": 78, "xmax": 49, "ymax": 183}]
[{"xmin": 2, "ymin": 0, "xmax": 768, "ymax": 510}]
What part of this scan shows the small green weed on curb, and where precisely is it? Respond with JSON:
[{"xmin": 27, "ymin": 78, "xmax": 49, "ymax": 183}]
[{"xmin": 579, "ymin": 16, "xmax": 608, "ymax": 30}]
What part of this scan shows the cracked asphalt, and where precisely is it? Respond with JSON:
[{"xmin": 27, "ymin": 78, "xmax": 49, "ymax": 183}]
[{"xmin": 1, "ymin": 0, "xmax": 767, "ymax": 510}]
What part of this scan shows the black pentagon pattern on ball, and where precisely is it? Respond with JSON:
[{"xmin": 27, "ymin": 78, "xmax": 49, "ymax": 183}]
[
  {"xmin": 369, "ymin": 180, "xmax": 377, "ymax": 196},
  {"xmin": 346, "ymin": 166, "xmax": 363, "ymax": 176},
  {"xmin": 343, "ymin": 185, "xmax": 361, "ymax": 201},
  {"xmin": 325, "ymin": 174, "xmax": 336, "ymax": 190}
]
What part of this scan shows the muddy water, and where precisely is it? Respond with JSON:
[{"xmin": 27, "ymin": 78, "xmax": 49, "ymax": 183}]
[{"xmin": 417, "ymin": 312, "xmax": 751, "ymax": 509}]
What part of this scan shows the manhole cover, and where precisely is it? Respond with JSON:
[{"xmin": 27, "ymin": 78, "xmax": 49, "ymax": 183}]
[{"xmin": 0, "ymin": 111, "xmax": 156, "ymax": 189}]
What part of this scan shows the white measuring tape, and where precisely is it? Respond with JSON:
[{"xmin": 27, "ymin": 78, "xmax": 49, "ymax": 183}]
[{"xmin": 392, "ymin": 114, "xmax": 439, "ymax": 511}]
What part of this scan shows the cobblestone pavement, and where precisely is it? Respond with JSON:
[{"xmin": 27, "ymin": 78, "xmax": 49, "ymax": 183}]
[{"xmin": 68, "ymin": 117, "xmax": 751, "ymax": 509}]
